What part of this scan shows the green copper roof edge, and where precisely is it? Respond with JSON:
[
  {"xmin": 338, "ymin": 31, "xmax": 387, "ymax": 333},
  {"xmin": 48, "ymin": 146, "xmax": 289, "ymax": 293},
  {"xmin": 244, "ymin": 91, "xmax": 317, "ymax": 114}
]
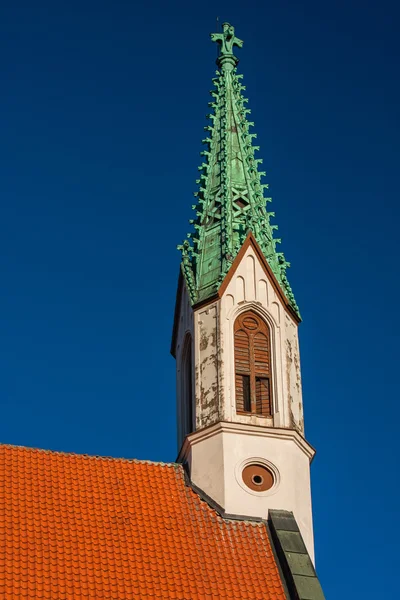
[
  {"xmin": 269, "ymin": 510, "xmax": 326, "ymax": 600},
  {"xmin": 178, "ymin": 23, "xmax": 300, "ymax": 318}
]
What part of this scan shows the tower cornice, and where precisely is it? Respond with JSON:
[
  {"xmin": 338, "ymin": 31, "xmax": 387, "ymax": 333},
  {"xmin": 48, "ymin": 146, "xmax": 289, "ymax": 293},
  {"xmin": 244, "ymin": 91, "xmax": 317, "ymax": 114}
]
[{"xmin": 178, "ymin": 421, "xmax": 316, "ymax": 464}]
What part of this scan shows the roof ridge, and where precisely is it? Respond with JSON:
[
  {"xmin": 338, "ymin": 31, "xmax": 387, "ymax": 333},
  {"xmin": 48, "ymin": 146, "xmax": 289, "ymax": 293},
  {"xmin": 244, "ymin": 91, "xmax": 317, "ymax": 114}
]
[{"xmin": 0, "ymin": 442, "xmax": 179, "ymax": 467}]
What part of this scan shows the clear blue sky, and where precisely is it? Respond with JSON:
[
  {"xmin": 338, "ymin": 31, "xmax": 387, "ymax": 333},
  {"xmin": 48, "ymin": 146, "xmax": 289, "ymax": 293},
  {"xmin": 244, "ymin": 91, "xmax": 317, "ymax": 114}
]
[{"xmin": 1, "ymin": 1, "xmax": 399, "ymax": 597}]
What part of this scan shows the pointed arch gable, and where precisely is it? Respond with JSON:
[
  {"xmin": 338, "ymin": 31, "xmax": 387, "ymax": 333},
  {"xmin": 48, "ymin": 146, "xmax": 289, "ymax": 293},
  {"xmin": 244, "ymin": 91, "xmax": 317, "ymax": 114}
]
[{"xmin": 217, "ymin": 233, "xmax": 301, "ymax": 324}]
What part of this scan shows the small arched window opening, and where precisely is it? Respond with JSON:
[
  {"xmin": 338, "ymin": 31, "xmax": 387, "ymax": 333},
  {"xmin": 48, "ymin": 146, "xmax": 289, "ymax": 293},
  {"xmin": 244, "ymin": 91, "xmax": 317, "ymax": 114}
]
[
  {"xmin": 234, "ymin": 311, "xmax": 272, "ymax": 416},
  {"xmin": 182, "ymin": 334, "xmax": 194, "ymax": 435}
]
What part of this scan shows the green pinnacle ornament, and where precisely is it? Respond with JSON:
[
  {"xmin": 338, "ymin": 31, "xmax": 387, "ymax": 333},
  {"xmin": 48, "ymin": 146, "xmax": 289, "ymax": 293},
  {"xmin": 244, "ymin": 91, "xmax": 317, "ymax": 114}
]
[{"xmin": 179, "ymin": 23, "xmax": 300, "ymax": 317}]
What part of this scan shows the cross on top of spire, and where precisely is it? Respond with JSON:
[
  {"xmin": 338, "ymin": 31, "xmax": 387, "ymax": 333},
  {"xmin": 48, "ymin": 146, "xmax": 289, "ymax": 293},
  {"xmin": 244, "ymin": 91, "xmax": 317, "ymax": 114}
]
[{"xmin": 211, "ymin": 22, "xmax": 243, "ymax": 69}]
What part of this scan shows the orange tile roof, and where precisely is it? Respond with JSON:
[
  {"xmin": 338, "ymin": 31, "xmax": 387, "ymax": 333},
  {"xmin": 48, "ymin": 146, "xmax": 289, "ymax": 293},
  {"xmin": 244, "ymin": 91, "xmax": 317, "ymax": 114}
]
[{"xmin": 0, "ymin": 444, "xmax": 287, "ymax": 600}]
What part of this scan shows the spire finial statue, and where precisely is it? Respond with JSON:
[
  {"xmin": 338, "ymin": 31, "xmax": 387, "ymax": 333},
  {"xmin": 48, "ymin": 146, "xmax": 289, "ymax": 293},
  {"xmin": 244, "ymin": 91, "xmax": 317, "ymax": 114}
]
[{"xmin": 211, "ymin": 22, "xmax": 243, "ymax": 69}]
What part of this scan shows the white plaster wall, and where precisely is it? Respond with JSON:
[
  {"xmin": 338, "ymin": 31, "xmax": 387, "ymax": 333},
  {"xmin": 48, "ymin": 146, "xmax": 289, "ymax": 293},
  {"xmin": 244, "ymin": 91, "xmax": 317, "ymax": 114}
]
[
  {"xmin": 175, "ymin": 280, "xmax": 194, "ymax": 451},
  {"xmin": 285, "ymin": 313, "xmax": 305, "ymax": 432},
  {"xmin": 175, "ymin": 288, "xmax": 222, "ymax": 452},
  {"xmin": 194, "ymin": 303, "xmax": 220, "ymax": 430},
  {"xmin": 219, "ymin": 245, "xmax": 304, "ymax": 433},
  {"xmin": 181, "ymin": 423, "xmax": 315, "ymax": 562},
  {"xmin": 186, "ymin": 428, "xmax": 225, "ymax": 509}
]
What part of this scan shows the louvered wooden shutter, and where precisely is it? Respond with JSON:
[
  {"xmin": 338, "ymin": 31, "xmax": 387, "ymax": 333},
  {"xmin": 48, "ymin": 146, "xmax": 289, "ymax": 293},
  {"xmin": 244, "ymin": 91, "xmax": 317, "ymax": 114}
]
[
  {"xmin": 234, "ymin": 329, "xmax": 250, "ymax": 412},
  {"xmin": 234, "ymin": 312, "xmax": 272, "ymax": 417},
  {"xmin": 254, "ymin": 332, "xmax": 269, "ymax": 374},
  {"xmin": 255, "ymin": 377, "xmax": 271, "ymax": 416}
]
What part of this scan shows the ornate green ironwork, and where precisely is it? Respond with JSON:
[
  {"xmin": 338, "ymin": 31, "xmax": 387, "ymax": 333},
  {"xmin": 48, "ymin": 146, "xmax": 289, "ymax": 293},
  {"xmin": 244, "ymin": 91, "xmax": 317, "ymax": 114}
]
[{"xmin": 179, "ymin": 23, "xmax": 300, "ymax": 317}]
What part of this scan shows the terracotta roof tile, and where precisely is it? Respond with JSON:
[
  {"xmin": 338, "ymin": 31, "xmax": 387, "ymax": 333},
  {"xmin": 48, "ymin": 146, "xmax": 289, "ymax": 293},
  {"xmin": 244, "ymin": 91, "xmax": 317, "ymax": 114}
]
[{"xmin": 0, "ymin": 444, "xmax": 286, "ymax": 599}]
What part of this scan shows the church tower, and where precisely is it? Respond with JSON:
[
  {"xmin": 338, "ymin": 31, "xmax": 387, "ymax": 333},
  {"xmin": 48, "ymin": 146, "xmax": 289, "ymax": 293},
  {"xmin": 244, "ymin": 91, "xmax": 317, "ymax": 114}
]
[{"xmin": 172, "ymin": 24, "xmax": 316, "ymax": 561}]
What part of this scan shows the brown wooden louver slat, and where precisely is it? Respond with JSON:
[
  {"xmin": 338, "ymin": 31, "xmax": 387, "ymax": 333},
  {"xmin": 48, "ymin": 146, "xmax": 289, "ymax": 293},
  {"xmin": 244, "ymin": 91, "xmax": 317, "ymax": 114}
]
[
  {"xmin": 255, "ymin": 377, "xmax": 271, "ymax": 416},
  {"xmin": 234, "ymin": 330, "xmax": 250, "ymax": 412}
]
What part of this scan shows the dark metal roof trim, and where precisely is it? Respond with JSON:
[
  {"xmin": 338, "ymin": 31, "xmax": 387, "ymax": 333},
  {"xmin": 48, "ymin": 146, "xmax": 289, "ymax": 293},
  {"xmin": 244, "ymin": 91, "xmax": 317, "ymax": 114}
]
[{"xmin": 268, "ymin": 510, "xmax": 326, "ymax": 600}]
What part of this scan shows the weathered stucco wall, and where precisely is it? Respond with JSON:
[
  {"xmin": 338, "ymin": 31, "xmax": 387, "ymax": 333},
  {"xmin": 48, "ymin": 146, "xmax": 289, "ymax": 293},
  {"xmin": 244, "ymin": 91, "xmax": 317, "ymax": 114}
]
[
  {"xmin": 194, "ymin": 303, "xmax": 221, "ymax": 430},
  {"xmin": 285, "ymin": 314, "xmax": 304, "ymax": 433},
  {"xmin": 219, "ymin": 245, "xmax": 304, "ymax": 432}
]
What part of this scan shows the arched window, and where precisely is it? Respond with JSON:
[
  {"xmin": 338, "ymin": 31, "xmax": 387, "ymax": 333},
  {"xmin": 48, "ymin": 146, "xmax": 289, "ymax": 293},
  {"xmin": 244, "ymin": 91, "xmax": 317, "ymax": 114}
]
[
  {"xmin": 234, "ymin": 311, "xmax": 272, "ymax": 416},
  {"xmin": 182, "ymin": 334, "xmax": 194, "ymax": 435}
]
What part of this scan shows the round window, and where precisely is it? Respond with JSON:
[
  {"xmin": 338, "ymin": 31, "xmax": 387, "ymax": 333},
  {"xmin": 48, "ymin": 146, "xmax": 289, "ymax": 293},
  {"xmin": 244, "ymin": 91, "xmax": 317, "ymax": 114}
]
[{"xmin": 242, "ymin": 464, "xmax": 274, "ymax": 492}]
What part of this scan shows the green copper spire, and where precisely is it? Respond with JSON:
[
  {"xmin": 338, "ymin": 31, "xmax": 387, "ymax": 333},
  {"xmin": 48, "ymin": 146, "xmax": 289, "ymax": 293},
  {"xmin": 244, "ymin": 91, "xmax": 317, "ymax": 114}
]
[{"xmin": 178, "ymin": 23, "xmax": 299, "ymax": 317}]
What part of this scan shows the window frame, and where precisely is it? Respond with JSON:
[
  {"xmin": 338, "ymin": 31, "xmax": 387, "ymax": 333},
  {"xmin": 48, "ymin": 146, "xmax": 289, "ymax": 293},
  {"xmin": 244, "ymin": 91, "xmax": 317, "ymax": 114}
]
[{"xmin": 234, "ymin": 311, "xmax": 273, "ymax": 417}]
